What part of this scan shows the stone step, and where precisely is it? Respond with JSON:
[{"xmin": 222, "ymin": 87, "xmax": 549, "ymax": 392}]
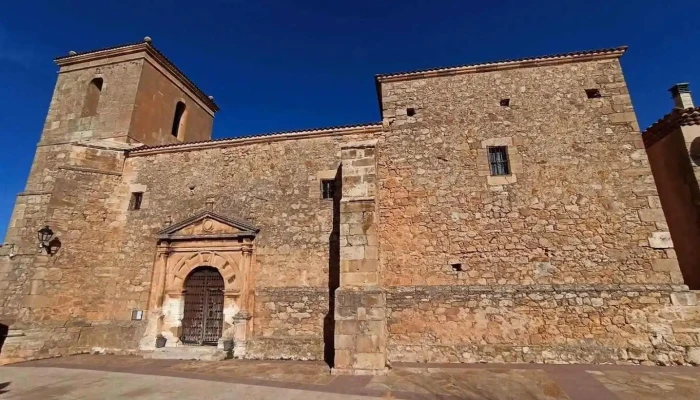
[{"xmin": 145, "ymin": 346, "xmax": 229, "ymax": 361}]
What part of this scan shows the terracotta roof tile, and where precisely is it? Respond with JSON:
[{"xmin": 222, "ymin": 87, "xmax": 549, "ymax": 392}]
[
  {"xmin": 128, "ymin": 122, "xmax": 383, "ymax": 154},
  {"xmin": 642, "ymin": 107, "xmax": 700, "ymax": 148}
]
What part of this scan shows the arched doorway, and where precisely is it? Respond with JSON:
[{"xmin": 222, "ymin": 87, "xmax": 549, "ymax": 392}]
[{"xmin": 181, "ymin": 267, "xmax": 225, "ymax": 345}]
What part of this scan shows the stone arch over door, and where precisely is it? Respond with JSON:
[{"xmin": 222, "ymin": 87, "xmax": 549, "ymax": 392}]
[
  {"xmin": 140, "ymin": 210, "xmax": 258, "ymax": 356},
  {"xmin": 168, "ymin": 251, "xmax": 241, "ymax": 294}
]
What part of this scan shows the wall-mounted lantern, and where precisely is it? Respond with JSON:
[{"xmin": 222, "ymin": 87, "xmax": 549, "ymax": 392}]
[{"xmin": 37, "ymin": 225, "xmax": 55, "ymax": 255}]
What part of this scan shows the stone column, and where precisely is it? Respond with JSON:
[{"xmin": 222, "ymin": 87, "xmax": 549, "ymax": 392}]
[
  {"xmin": 219, "ymin": 245, "xmax": 253, "ymax": 355},
  {"xmin": 139, "ymin": 246, "xmax": 170, "ymax": 350},
  {"xmin": 162, "ymin": 290, "xmax": 185, "ymax": 347},
  {"xmin": 332, "ymin": 139, "xmax": 388, "ymax": 375},
  {"xmin": 231, "ymin": 311, "xmax": 252, "ymax": 358},
  {"xmin": 240, "ymin": 244, "xmax": 254, "ymax": 313}
]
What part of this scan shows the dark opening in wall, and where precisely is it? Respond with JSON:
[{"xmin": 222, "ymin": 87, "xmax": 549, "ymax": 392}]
[
  {"xmin": 487, "ymin": 146, "xmax": 511, "ymax": 176},
  {"xmin": 171, "ymin": 101, "xmax": 187, "ymax": 139},
  {"xmin": 500, "ymin": 99, "xmax": 510, "ymax": 107},
  {"xmin": 81, "ymin": 77, "xmax": 103, "ymax": 117},
  {"xmin": 321, "ymin": 179, "xmax": 335, "ymax": 200},
  {"xmin": 585, "ymin": 89, "xmax": 602, "ymax": 99},
  {"xmin": 451, "ymin": 263, "xmax": 463, "ymax": 272},
  {"xmin": 406, "ymin": 107, "xmax": 416, "ymax": 116},
  {"xmin": 128, "ymin": 192, "xmax": 143, "ymax": 210}
]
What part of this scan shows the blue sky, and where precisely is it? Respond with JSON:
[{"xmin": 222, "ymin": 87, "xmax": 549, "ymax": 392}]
[{"xmin": 1, "ymin": 0, "xmax": 698, "ymax": 240}]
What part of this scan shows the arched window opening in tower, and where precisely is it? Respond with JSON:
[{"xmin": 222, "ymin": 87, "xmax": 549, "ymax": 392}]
[
  {"xmin": 81, "ymin": 78, "xmax": 103, "ymax": 117},
  {"xmin": 172, "ymin": 101, "xmax": 187, "ymax": 139}
]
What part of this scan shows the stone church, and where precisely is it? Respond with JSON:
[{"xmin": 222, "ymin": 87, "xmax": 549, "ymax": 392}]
[{"xmin": 1, "ymin": 38, "xmax": 699, "ymax": 372}]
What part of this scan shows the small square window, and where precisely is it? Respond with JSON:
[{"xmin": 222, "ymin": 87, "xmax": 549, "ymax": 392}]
[
  {"xmin": 451, "ymin": 263, "xmax": 463, "ymax": 272},
  {"xmin": 406, "ymin": 107, "xmax": 416, "ymax": 116},
  {"xmin": 487, "ymin": 146, "xmax": 511, "ymax": 176},
  {"xmin": 129, "ymin": 192, "xmax": 143, "ymax": 210},
  {"xmin": 321, "ymin": 179, "xmax": 335, "ymax": 200},
  {"xmin": 500, "ymin": 99, "xmax": 510, "ymax": 107},
  {"xmin": 585, "ymin": 89, "xmax": 601, "ymax": 99},
  {"xmin": 131, "ymin": 310, "xmax": 143, "ymax": 320}
]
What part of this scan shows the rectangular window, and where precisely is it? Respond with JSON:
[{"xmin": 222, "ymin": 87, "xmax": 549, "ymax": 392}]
[
  {"xmin": 585, "ymin": 88, "xmax": 601, "ymax": 99},
  {"xmin": 321, "ymin": 179, "xmax": 335, "ymax": 200},
  {"xmin": 488, "ymin": 146, "xmax": 511, "ymax": 176},
  {"xmin": 129, "ymin": 192, "xmax": 143, "ymax": 210}
]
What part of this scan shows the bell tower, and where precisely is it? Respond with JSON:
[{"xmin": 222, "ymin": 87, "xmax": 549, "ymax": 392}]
[
  {"xmin": 44, "ymin": 37, "xmax": 218, "ymax": 147},
  {"xmin": 0, "ymin": 39, "xmax": 219, "ymax": 362}
]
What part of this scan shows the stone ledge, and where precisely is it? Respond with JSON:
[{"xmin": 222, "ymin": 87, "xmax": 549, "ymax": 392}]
[
  {"xmin": 385, "ymin": 284, "xmax": 690, "ymax": 295},
  {"xmin": 255, "ymin": 287, "xmax": 328, "ymax": 295},
  {"xmin": 144, "ymin": 346, "xmax": 229, "ymax": 361},
  {"xmin": 388, "ymin": 343, "xmax": 695, "ymax": 365},
  {"xmin": 331, "ymin": 367, "xmax": 388, "ymax": 376},
  {"xmin": 340, "ymin": 139, "xmax": 378, "ymax": 149}
]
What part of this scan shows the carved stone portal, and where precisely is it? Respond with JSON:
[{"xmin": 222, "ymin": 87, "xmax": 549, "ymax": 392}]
[{"xmin": 139, "ymin": 211, "xmax": 258, "ymax": 357}]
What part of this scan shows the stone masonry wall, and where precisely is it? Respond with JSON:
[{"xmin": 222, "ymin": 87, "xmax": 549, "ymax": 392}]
[
  {"xmin": 130, "ymin": 61, "xmax": 213, "ymax": 145},
  {"xmin": 248, "ymin": 287, "xmax": 329, "ymax": 360},
  {"xmin": 387, "ymin": 285, "xmax": 700, "ymax": 365},
  {"xmin": 122, "ymin": 132, "xmax": 374, "ymax": 359},
  {"xmin": 39, "ymin": 60, "xmax": 144, "ymax": 147},
  {"xmin": 377, "ymin": 58, "xmax": 677, "ymax": 286},
  {"xmin": 375, "ymin": 56, "xmax": 691, "ymax": 364},
  {"xmin": 333, "ymin": 140, "xmax": 388, "ymax": 374},
  {"xmin": 0, "ymin": 146, "xmax": 146, "ymax": 364}
]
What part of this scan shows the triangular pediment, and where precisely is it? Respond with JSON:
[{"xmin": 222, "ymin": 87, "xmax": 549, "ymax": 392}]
[{"xmin": 157, "ymin": 211, "xmax": 259, "ymax": 240}]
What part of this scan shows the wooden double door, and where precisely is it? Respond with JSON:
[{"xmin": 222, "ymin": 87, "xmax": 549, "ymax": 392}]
[{"xmin": 181, "ymin": 267, "xmax": 224, "ymax": 345}]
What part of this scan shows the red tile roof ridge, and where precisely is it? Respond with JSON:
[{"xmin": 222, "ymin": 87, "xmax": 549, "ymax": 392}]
[{"xmin": 642, "ymin": 107, "xmax": 700, "ymax": 148}]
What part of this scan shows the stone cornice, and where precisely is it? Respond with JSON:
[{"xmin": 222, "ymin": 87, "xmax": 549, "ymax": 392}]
[
  {"xmin": 375, "ymin": 46, "xmax": 628, "ymax": 84},
  {"xmin": 58, "ymin": 165, "xmax": 122, "ymax": 176},
  {"xmin": 128, "ymin": 123, "xmax": 383, "ymax": 157},
  {"xmin": 55, "ymin": 41, "xmax": 218, "ymax": 113}
]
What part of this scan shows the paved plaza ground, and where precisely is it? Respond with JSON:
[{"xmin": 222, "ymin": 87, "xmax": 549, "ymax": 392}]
[{"xmin": 0, "ymin": 355, "xmax": 699, "ymax": 399}]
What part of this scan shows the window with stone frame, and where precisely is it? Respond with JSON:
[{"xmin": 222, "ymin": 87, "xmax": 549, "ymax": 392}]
[
  {"xmin": 487, "ymin": 146, "xmax": 511, "ymax": 176},
  {"xmin": 128, "ymin": 192, "xmax": 143, "ymax": 210},
  {"xmin": 321, "ymin": 179, "xmax": 335, "ymax": 200}
]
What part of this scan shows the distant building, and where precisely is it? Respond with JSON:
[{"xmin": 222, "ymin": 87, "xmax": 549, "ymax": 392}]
[
  {"xmin": 1, "ymin": 39, "xmax": 698, "ymax": 370},
  {"xmin": 643, "ymin": 84, "xmax": 700, "ymax": 290}
]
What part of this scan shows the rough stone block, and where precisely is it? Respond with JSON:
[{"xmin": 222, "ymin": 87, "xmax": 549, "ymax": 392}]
[
  {"xmin": 652, "ymin": 259, "xmax": 680, "ymax": 272},
  {"xmin": 609, "ymin": 112, "xmax": 636, "ymax": 124},
  {"xmin": 357, "ymin": 336, "xmax": 382, "ymax": 353},
  {"xmin": 354, "ymin": 352, "xmax": 386, "ymax": 369},
  {"xmin": 335, "ymin": 335, "xmax": 354, "ymax": 350},
  {"xmin": 688, "ymin": 347, "xmax": 700, "ymax": 365},
  {"xmin": 671, "ymin": 292, "xmax": 697, "ymax": 306},
  {"xmin": 341, "ymin": 259, "xmax": 378, "ymax": 273},
  {"xmin": 487, "ymin": 174, "xmax": 517, "ymax": 186},
  {"xmin": 341, "ymin": 201, "xmax": 375, "ymax": 213},
  {"xmin": 364, "ymin": 246, "xmax": 379, "ymax": 260},
  {"xmin": 481, "ymin": 137, "xmax": 513, "ymax": 148},
  {"xmin": 334, "ymin": 349, "xmax": 352, "ymax": 367},
  {"xmin": 638, "ymin": 209, "xmax": 666, "ymax": 223},
  {"xmin": 341, "ymin": 272, "xmax": 378, "ymax": 286},
  {"xmin": 336, "ymin": 321, "xmax": 360, "ymax": 335},
  {"xmin": 340, "ymin": 246, "xmax": 364, "ymax": 261},
  {"xmin": 648, "ymin": 232, "xmax": 673, "ymax": 249}
]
